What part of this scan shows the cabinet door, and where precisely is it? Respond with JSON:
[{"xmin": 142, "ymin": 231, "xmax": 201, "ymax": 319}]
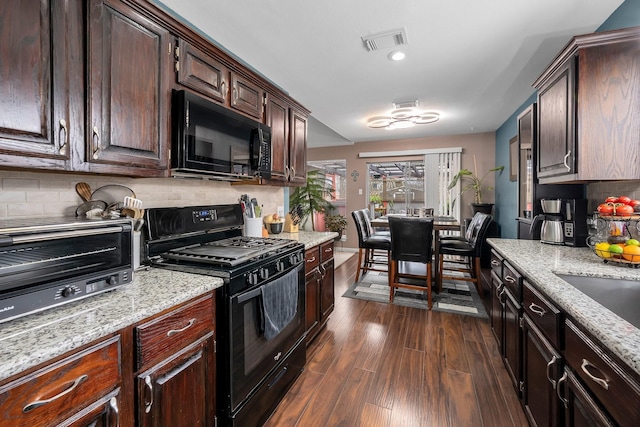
[
  {"xmin": 0, "ymin": 0, "xmax": 80, "ymax": 170},
  {"xmin": 288, "ymin": 108, "xmax": 308, "ymax": 185},
  {"xmin": 85, "ymin": 0, "xmax": 171, "ymax": 175},
  {"xmin": 503, "ymin": 291, "xmax": 521, "ymax": 393},
  {"xmin": 522, "ymin": 316, "xmax": 562, "ymax": 427},
  {"xmin": 305, "ymin": 268, "xmax": 321, "ymax": 345},
  {"xmin": 577, "ymin": 40, "xmax": 640, "ymax": 180},
  {"xmin": 230, "ymin": 72, "xmax": 264, "ymax": 120},
  {"xmin": 59, "ymin": 390, "xmax": 121, "ymax": 427},
  {"xmin": 559, "ymin": 368, "xmax": 615, "ymax": 427},
  {"xmin": 137, "ymin": 333, "xmax": 215, "ymax": 427},
  {"xmin": 537, "ymin": 59, "xmax": 576, "ymax": 180},
  {"xmin": 490, "ymin": 273, "xmax": 504, "ymax": 347},
  {"xmin": 176, "ymin": 39, "xmax": 229, "ymax": 104},
  {"xmin": 320, "ymin": 258, "xmax": 335, "ymax": 320},
  {"xmin": 265, "ymin": 95, "xmax": 289, "ymax": 181}
]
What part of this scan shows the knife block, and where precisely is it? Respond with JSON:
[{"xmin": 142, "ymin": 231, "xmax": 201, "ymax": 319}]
[{"xmin": 283, "ymin": 214, "xmax": 299, "ymax": 233}]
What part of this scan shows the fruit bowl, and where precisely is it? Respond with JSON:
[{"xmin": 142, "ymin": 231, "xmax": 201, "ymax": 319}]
[{"xmin": 588, "ymin": 239, "xmax": 640, "ymax": 267}]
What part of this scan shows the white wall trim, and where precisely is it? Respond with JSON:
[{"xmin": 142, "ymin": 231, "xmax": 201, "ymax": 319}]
[{"xmin": 359, "ymin": 147, "xmax": 463, "ymax": 158}]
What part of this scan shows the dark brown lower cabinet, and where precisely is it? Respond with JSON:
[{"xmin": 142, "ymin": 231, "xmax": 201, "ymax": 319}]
[
  {"xmin": 136, "ymin": 333, "xmax": 215, "ymax": 427},
  {"xmin": 320, "ymin": 257, "xmax": 335, "ymax": 320},
  {"xmin": 522, "ymin": 316, "xmax": 562, "ymax": 427},
  {"xmin": 490, "ymin": 272, "xmax": 504, "ymax": 347},
  {"xmin": 63, "ymin": 389, "xmax": 121, "ymax": 427},
  {"xmin": 503, "ymin": 290, "xmax": 521, "ymax": 393},
  {"xmin": 305, "ymin": 268, "xmax": 321, "ymax": 344},
  {"xmin": 558, "ymin": 368, "xmax": 615, "ymax": 427}
]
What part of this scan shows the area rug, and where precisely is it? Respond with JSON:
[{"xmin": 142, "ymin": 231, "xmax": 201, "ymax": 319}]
[{"xmin": 342, "ymin": 268, "xmax": 488, "ymax": 318}]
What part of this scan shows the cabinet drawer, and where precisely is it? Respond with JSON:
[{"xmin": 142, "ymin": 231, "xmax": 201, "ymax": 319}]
[
  {"xmin": 136, "ymin": 293, "xmax": 214, "ymax": 369},
  {"xmin": 490, "ymin": 250, "xmax": 503, "ymax": 278},
  {"xmin": 320, "ymin": 241, "xmax": 334, "ymax": 263},
  {"xmin": 502, "ymin": 260, "xmax": 522, "ymax": 301},
  {"xmin": 305, "ymin": 247, "xmax": 320, "ymax": 274},
  {"xmin": 523, "ymin": 280, "xmax": 561, "ymax": 348},
  {"xmin": 0, "ymin": 336, "xmax": 120, "ymax": 427},
  {"xmin": 564, "ymin": 319, "xmax": 640, "ymax": 426}
]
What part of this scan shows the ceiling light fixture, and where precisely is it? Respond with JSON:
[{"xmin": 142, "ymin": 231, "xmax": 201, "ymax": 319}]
[
  {"xmin": 388, "ymin": 50, "xmax": 406, "ymax": 61},
  {"xmin": 367, "ymin": 101, "xmax": 440, "ymax": 130}
]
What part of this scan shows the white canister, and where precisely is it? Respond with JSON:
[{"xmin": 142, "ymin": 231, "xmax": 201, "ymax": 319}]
[{"xmin": 244, "ymin": 217, "xmax": 263, "ymax": 237}]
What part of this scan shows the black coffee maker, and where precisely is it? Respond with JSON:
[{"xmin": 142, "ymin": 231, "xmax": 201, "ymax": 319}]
[{"xmin": 563, "ymin": 199, "xmax": 589, "ymax": 247}]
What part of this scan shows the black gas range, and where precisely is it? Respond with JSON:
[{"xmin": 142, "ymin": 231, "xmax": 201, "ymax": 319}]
[{"xmin": 144, "ymin": 204, "xmax": 306, "ymax": 427}]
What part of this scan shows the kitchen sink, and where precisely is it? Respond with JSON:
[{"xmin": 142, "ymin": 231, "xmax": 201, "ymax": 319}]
[{"xmin": 556, "ymin": 274, "xmax": 640, "ymax": 328}]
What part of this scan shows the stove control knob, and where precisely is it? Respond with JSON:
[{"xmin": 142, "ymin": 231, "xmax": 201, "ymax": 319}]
[
  {"xmin": 106, "ymin": 276, "xmax": 118, "ymax": 286},
  {"xmin": 259, "ymin": 267, "xmax": 269, "ymax": 280},
  {"xmin": 61, "ymin": 286, "xmax": 76, "ymax": 298},
  {"xmin": 248, "ymin": 272, "xmax": 259, "ymax": 286},
  {"xmin": 275, "ymin": 260, "xmax": 285, "ymax": 272},
  {"xmin": 289, "ymin": 254, "xmax": 299, "ymax": 265}
]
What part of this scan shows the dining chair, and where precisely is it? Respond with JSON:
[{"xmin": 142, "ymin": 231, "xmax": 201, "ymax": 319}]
[
  {"xmin": 437, "ymin": 213, "xmax": 493, "ymax": 298},
  {"xmin": 388, "ymin": 216, "xmax": 435, "ymax": 308},
  {"xmin": 351, "ymin": 209, "xmax": 391, "ymax": 282}
]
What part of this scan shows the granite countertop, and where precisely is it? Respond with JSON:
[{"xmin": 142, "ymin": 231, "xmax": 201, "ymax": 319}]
[
  {"xmin": 270, "ymin": 230, "xmax": 338, "ymax": 249},
  {"xmin": 0, "ymin": 269, "xmax": 224, "ymax": 383},
  {"xmin": 487, "ymin": 238, "xmax": 640, "ymax": 376}
]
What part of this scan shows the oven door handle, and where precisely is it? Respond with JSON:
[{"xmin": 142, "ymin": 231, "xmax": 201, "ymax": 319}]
[{"xmin": 6, "ymin": 227, "xmax": 125, "ymax": 246}]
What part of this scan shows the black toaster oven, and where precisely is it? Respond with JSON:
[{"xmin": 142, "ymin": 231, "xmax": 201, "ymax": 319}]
[{"xmin": 0, "ymin": 217, "xmax": 133, "ymax": 323}]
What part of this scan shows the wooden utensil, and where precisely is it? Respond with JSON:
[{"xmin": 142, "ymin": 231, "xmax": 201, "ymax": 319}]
[{"xmin": 75, "ymin": 182, "xmax": 92, "ymax": 202}]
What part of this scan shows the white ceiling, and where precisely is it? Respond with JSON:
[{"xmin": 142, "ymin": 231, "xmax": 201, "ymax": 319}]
[{"xmin": 157, "ymin": 0, "xmax": 624, "ymax": 147}]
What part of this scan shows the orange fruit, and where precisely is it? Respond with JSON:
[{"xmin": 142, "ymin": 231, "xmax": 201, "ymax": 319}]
[{"xmin": 622, "ymin": 244, "xmax": 640, "ymax": 262}]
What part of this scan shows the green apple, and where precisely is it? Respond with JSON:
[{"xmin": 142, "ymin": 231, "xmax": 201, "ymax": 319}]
[
  {"xmin": 626, "ymin": 239, "xmax": 640, "ymax": 246},
  {"xmin": 608, "ymin": 244, "xmax": 624, "ymax": 255}
]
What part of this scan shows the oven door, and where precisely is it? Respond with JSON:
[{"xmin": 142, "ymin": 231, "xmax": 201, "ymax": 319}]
[{"xmin": 228, "ymin": 263, "xmax": 305, "ymax": 411}]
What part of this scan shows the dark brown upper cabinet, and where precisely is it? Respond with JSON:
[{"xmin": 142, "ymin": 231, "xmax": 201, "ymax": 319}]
[
  {"xmin": 265, "ymin": 95, "xmax": 290, "ymax": 182},
  {"xmin": 0, "ymin": 0, "xmax": 81, "ymax": 170},
  {"xmin": 289, "ymin": 108, "xmax": 308, "ymax": 185},
  {"xmin": 82, "ymin": 0, "xmax": 171, "ymax": 176},
  {"xmin": 230, "ymin": 72, "xmax": 265, "ymax": 120},
  {"xmin": 176, "ymin": 38, "xmax": 229, "ymax": 105},
  {"xmin": 534, "ymin": 27, "xmax": 640, "ymax": 183}
]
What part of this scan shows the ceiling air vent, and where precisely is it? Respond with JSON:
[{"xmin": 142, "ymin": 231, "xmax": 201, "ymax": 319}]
[{"xmin": 361, "ymin": 27, "xmax": 408, "ymax": 52}]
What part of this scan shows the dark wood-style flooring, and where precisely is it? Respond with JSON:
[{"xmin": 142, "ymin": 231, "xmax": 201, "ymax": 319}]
[{"xmin": 264, "ymin": 253, "xmax": 529, "ymax": 427}]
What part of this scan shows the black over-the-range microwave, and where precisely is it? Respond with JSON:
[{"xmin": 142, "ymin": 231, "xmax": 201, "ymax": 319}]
[{"xmin": 171, "ymin": 90, "xmax": 272, "ymax": 180}]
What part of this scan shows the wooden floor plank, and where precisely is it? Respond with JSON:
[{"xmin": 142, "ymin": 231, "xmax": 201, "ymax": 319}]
[
  {"xmin": 447, "ymin": 370, "xmax": 483, "ymax": 427},
  {"xmin": 461, "ymin": 313, "xmax": 485, "ymax": 343},
  {"xmin": 326, "ymin": 367, "xmax": 374, "ymax": 426},
  {"xmin": 442, "ymin": 312, "xmax": 471, "ymax": 373},
  {"xmin": 263, "ymin": 369, "xmax": 324, "ymax": 427},
  {"xmin": 360, "ymin": 402, "xmax": 392, "ymax": 427},
  {"xmin": 389, "ymin": 348, "xmax": 426, "ymax": 427},
  {"xmin": 423, "ymin": 324, "xmax": 451, "ymax": 427}
]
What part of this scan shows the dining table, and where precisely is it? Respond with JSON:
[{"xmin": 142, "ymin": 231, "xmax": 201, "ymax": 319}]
[{"xmin": 370, "ymin": 214, "xmax": 462, "ymax": 289}]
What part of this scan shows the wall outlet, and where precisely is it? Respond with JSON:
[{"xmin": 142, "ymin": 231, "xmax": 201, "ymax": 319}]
[
  {"xmin": 358, "ymin": 188, "xmax": 363, "ymax": 195},
  {"xmin": 277, "ymin": 206, "xmax": 284, "ymax": 217}
]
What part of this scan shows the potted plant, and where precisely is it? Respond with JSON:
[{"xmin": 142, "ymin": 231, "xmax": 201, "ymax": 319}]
[
  {"xmin": 325, "ymin": 214, "xmax": 348, "ymax": 241},
  {"xmin": 448, "ymin": 155, "xmax": 504, "ymax": 215},
  {"xmin": 290, "ymin": 170, "xmax": 335, "ymax": 231}
]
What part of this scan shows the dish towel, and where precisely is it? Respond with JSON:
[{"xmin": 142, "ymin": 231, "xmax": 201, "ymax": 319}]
[{"xmin": 260, "ymin": 269, "xmax": 299, "ymax": 340}]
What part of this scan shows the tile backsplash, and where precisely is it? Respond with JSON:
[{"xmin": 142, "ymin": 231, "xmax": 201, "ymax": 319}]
[
  {"xmin": 0, "ymin": 170, "xmax": 283, "ymax": 220},
  {"xmin": 586, "ymin": 180, "xmax": 640, "ymax": 210}
]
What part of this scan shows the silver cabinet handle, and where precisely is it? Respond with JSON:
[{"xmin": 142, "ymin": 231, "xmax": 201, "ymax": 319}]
[
  {"xmin": 491, "ymin": 260, "xmax": 500, "ymax": 266},
  {"xmin": 581, "ymin": 359, "xmax": 609, "ymax": 390},
  {"xmin": 556, "ymin": 371, "xmax": 568, "ymax": 408},
  {"xmin": 59, "ymin": 119, "xmax": 68, "ymax": 154},
  {"xmin": 546, "ymin": 355, "xmax": 559, "ymax": 389},
  {"xmin": 23, "ymin": 374, "xmax": 88, "ymax": 413},
  {"xmin": 167, "ymin": 318, "xmax": 196, "ymax": 336},
  {"xmin": 92, "ymin": 126, "xmax": 101, "ymax": 159},
  {"xmin": 109, "ymin": 396, "xmax": 120, "ymax": 427},
  {"xmin": 233, "ymin": 86, "xmax": 238, "ymax": 101},
  {"xmin": 504, "ymin": 275, "xmax": 516, "ymax": 284},
  {"xmin": 221, "ymin": 81, "xmax": 227, "ymax": 101},
  {"xmin": 144, "ymin": 375, "xmax": 153, "ymax": 413},
  {"xmin": 497, "ymin": 285, "xmax": 506, "ymax": 301},
  {"xmin": 563, "ymin": 151, "xmax": 571, "ymax": 172},
  {"xmin": 290, "ymin": 167, "xmax": 295, "ymax": 178},
  {"xmin": 529, "ymin": 302, "xmax": 547, "ymax": 317},
  {"xmin": 306, "ymin": 256, "xmax": 316, "ymax": 263},
  {"xmin": 284, "ymin": 165, "xmax": 290, "ymax": 179}
]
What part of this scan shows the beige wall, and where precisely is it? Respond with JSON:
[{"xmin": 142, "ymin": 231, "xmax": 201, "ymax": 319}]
[
  {"xmin": 308, "ymin": 131, "xmax": 497, "ymax": 249},
  {"xmin": 0, "ymin": 170, "xmax": 283, "ymax": 220}
]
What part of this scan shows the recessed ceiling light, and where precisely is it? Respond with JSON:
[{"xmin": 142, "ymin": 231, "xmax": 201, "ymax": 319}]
[{"xmin": 388, "ymin": 51, "xmax": 406, "ymax": 61}]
